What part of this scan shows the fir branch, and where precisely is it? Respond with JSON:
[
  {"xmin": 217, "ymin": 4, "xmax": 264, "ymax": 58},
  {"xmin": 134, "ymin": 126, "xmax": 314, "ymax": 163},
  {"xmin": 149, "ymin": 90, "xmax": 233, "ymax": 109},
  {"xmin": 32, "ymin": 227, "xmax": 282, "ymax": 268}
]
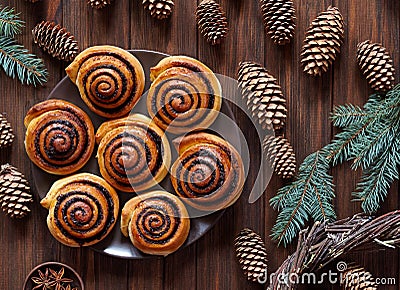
[
  {"xmin": 331, "ymin": 104, "xmax": 366, "ymax": 128},
  {"xmin": 327, "ymin": 88, "xmax": 400, "ymax": 166},
  {"xmin": 326, "ymin": 122, "xmax": 371, "ymax": 165},
  {"xmin": 271, "ymin": 85, "xmax": 400, "ymax": 247},
  {"xmin": 353, "ymin": 138, "xmax": 400, "ymax": 214},
  {"xmin": 351, "ymin": 117, "xmax": 400, "ymax": 169},
  {"xmin": 0, "ymin": 6, "xmax": 24, "ymax": 37},
  {"xmin": 270, "ymin": 150, "xmax": 335, "ymax": 246},
  {"xmin": 0, "ymin": 36, "xmax": 48, "ymax": 86}
]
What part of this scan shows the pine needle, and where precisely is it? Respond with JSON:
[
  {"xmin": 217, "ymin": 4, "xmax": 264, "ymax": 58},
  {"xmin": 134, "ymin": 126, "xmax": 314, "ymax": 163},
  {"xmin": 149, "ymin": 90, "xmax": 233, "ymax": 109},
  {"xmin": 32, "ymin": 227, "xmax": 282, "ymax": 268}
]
[
  {"xmin": 0, "ymin": 6, "xmax": 24, "ymax": 37},
  {"xmin": 0, "ymin": 36, "xmax": 48, "ymax": 86}
]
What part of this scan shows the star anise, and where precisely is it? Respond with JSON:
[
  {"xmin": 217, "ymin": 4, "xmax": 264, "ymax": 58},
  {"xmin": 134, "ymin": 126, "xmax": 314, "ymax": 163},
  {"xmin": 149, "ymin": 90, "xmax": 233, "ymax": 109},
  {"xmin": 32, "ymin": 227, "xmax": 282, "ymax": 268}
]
[
  {"xmin": 31, "ymin": 268, "xmax": 57, "ymax": 290},
  {"xmin": 60, "ymin": 285, "xmax": 78, "ymax": 290},
  {"xmin": 49, "ymin": 267, "xmax": 73, "ymax": 289}
]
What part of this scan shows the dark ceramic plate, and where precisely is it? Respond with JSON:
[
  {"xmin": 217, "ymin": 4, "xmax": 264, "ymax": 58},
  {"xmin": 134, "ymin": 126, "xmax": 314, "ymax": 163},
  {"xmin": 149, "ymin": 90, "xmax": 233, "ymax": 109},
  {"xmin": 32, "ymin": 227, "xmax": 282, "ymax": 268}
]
[{"xmin": 32, "ymin": 50, "xmax": 242, "ymax": 259}]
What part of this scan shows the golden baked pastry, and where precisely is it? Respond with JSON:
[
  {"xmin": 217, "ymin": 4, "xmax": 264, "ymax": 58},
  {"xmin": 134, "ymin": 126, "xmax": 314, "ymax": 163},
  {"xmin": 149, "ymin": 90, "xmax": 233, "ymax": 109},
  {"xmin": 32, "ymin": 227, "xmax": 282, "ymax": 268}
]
[
  {"xmin": 40, "ymin": 173, "xmax": 119, "ymax": 247},
  {"xmin": 121, "ymin": 191, "xmax": 190, "ymax": 256},
  {"xmin": 170, "ymin": 132, "xmax": 245, "ymax": 211},
  {"xmin": 66, "ymin": 45, "xmax": 145, "ymax": 119},
  {"xmin": 147, "ymin": 55, "xmax": 222, "ymax": 134},
  {"xmin": 96, "ymin": 114, "xmax": 171, "ymax": 192},
  {"xmin": 24, "ymin": 99, "xmax": 95, "ymax": 175}
]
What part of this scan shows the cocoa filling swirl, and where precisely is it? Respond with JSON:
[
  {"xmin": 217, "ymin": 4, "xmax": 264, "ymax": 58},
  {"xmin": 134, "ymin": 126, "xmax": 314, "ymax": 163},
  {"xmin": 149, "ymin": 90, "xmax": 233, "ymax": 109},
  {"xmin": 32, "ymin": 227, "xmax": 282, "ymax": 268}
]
[
  {"xmin": 34, "ymin": 111, "xmax": 89, "ymax": 169},
  {"xmin": 103, "ymin": 127, "xmax": 164, "ymax": 188},
  {"xmin": 174, "ymin": 146, "xmax": 240, "ymax": 207},
  {"xmin": 134, "ymin": 196, "xmax": 182, "ymax": 245},
  {"xmin": 151, "ymin": 76, "xmax": 216, "ymax": 128},
  {"xmin": 80, "ymin": 53, "xmax": 138, "ymax": 115},
  {"xmin": 53, "ymin": 182, "xmax": 115, "ymax": 246}
]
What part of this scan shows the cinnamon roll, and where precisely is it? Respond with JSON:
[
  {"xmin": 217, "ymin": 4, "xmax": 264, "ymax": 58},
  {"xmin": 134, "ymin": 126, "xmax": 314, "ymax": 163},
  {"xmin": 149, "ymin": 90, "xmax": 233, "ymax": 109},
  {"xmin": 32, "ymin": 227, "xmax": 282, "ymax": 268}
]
[
  {"xmin": 40, "ymin": 173, "xmax": 119, "ymax": 247},
  {"xmin": 96, "ymin": 114, "xmax": 171, "ymax": 192},
  {"xmin": 66, "ymin": 45, "xmax": 145, "ymax": 119},
  {"xmin": 171, "ymin": 132, "xmax": 245, "ymax": 211},
  {"xmin": 24, "ymin": 99, "xmax": 95, "ymax": 175},
  {"xmin": 147, "ymin": 56, "xmax": 222, "ymax": 134},
  {"xmin": 121, "ymin": 191, "xmax": 190, "ymax": 256}
]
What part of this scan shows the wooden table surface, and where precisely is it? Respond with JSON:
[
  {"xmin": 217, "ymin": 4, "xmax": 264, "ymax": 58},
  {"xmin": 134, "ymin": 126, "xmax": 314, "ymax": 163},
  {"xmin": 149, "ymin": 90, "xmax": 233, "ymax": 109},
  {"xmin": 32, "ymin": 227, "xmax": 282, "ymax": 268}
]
[{"xmin": 0, "ymin": 0, "xmax": 399, "ymax": 289}]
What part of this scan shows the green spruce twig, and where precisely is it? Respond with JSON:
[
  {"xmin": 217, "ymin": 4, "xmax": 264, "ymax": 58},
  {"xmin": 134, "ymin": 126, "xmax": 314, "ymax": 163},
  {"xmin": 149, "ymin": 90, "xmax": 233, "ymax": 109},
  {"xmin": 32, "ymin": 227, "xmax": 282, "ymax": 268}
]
[
  {"xmin": 271, "ymin": 84, "xmax": 400, "ymax": 246},
  {"xmin": 270, "ymin": 150, "xmax": 335, "ymax": 246},
  {"xmin": 0, "ymin": 36, "xmax": 48, "ymax": 86},
  {"xmin": 0, "ymin": 6, "xmax": 24, "ymax": 37}
]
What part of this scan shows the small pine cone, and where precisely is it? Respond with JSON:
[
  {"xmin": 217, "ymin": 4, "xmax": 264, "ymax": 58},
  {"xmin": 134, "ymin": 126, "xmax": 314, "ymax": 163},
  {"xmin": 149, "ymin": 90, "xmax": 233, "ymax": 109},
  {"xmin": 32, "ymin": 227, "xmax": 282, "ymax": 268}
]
[
  {"xmin": 237, "ymin": 61, "xmax": 287, "ymax": 131},
  {"xmin": 0, "ymin": 113, "xmax": 14, "ymax": 148},
  {"xmin": 88, "ymin": 0, "xmax": 112, "ymax": 9},
  {"xmin": 259, "ymin": 0, "xmax": 296, "ymax": 45},
  {"xmin": 300, "ymin": 6, "xmax": 344, "ymax": 76},
  {"xmin": 263, "ymin": 135, "xmax": 296, "ymax": 179},
  {"xmin": 196, "ymin": 0, "xmax": 228, "ymax": 45},
  {"xmin": 234, "ymin": 228, "xmax": 268, "ymax": 282},
  {"xmin": 143, "ymin": 0, "xmax": 174, "ymax": 20},
  {"xmin": 0, "ymin": 164, "xmax": 33, "ymax": 218},
  {"xmin": 25, "ymin": 0, "xmax": 41, "ymax": 3},
  {"xmin": 357, "ymin": 40, "xmax": 395, "ymax": 92},
  {"xmin": 342, "ymin": 265, "xmax": 378, "ymax": 290},
  {"xmin": 32, "ymin": 21, "xmax": 79, "ymax": 62}
]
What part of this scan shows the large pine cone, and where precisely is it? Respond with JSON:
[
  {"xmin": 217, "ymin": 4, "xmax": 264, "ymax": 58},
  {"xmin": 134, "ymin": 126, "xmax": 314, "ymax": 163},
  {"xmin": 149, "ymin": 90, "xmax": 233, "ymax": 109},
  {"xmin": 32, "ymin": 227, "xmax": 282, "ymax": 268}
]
[
  {"xmin": 263, "ymin": 135, "xmax": 296, "ymax": 179},
  {"xmin": 300, "ymin": 6, "xmax": 344, "ymax": 76},
  {"xmin": 196, "ymin": 0, "xmax": 228, "ymax": 45},
  {"xmin": 0, "ymin": 113, "xmax": 14, "ymax": 148},
  {"xmin": 260, "ymin": 0, "xmax": 296, "ymax": 45},
  {"xmin": 357, "ymin": 40, "xmax": 396, "ymax": 92},
  {"xmin": 143, "ymin": 0, "xmax": 174, "ymax": 20},
  {"xmin": 237, "ymin": 61, "xmax": 287, "ymax": 131},
  {"xmin": 0, "ymin": 164, "xmax": 33, "ymax": 218},
  {"xmin": 234, "ymin": 228, "xmax": 268, "ymax": 282},
  {"xmin": 88, "ymin": 0, "xmax": 112, "ymax": 9},
  {"xmin": 32, "ymin": 21, "xmax": 79, "ymax": 62},
  {"xmin": 342, "ymin": 265, "xmax": 378, "ymax": 290}
]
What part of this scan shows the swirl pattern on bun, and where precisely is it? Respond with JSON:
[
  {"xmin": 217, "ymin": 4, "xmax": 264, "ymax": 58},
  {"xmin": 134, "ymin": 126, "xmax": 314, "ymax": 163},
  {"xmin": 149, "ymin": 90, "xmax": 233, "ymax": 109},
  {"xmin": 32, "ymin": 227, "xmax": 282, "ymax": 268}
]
[
  {"xmin": 147, "ymin": 56, "xmax": 222, "ymax": 134},
  {"xmin": 24, "ymin": 99, "xmax": 95, "ymax": 175},
  {"xmin": 171, "ymin": 132, "xmax": 245, "ymax": 211},
  {"xmin": 66, "ymin": 45, "xmax": 145, "ymax": 118},
  {"xmin": 96, "ymin": 114, "xmax": 171, "ymax": 192},
  {"xmin": 40, "ymin": 173, "xmax": 119, "ymax": 247},
  {"xmin": 121, "ymin": 191, "xmax": 190, "ymax": 256}
]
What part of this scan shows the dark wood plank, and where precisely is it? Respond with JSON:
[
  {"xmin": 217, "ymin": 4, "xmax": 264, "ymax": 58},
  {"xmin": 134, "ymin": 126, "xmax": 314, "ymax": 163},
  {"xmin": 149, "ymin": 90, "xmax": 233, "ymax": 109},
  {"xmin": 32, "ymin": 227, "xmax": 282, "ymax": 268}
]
[
  {"xmin": 0, "ymin": 0, "xmax": 63, "ymax": 288},
  {"xmin": 331, "ymin": 1, "xmax": 400, "ymax": 289},
  {"xmin": 195, "ymin": 0, "xmax": 268, "ymax": 289},
  {"xmin": 127, "ymin": 0, "xmax": 199, "ymax": 289}
]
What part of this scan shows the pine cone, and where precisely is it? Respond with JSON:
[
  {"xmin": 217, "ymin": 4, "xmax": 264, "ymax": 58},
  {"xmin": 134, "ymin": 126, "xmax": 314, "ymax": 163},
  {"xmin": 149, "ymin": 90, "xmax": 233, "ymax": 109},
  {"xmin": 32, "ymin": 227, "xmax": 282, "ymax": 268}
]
[
  {"xmin": 263, "ymin": 135, "xmax": 296, "ymax": 179},
  {"xmin": 357, "ymin": 40, "xmax": 396, "ymax": 92},
  {"xmin": 259, "ymin": 0, "xmax": 296, "ymax": 45},
  {"xmin": 0, "ymin": 164, "xmax": 33, "ymax": 218},
  {"xmin": 342, "ymin": 265, "xmax": 378, "ymax": 290},
  {"xmin": 143, "ymin": 0, "xmax": 174, "ymax": 20},
  {"xmin": 300, "ymin": 6, "xmax": 344, "ymax": 76},
  {"xmin": 234, "ymin": 228, "xmax": 268, "ymax": 282},
  {"xmin": 237, "ymin": 61, "xmax": 287, "ymax": 131},
  {"xmin": 196, "ymin": 0, "xmax": 228, "ymax": 45},
  {"xmin": 32, "ymin": 21, "xmax": 79, "ymax": 62},
  {"xmin": 88, "ymin": 0, "xmax": 112, "ymax": 9},
  {"xmin": 0, "ymin": 113, "xmax": 14, "ymax": 148}
]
